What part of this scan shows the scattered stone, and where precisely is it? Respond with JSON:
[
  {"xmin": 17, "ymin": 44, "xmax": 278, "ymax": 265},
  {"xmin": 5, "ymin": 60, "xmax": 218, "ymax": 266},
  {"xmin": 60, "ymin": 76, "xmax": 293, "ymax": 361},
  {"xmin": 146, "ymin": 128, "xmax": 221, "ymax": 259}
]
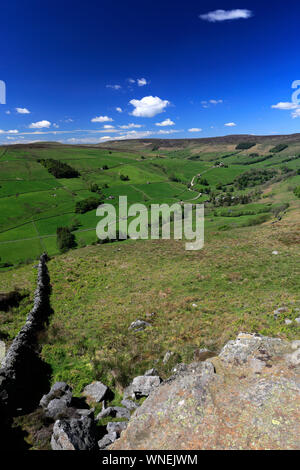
[
  {"xmin": 131, "ymin": 375, "xmax": 161, "ymax": 398},
  {"xmin": 128, "ymin": 320, "xmax": 151, "ymax": 332},
  {"xmin": 295, "ymin": 317, "xmax": 300, "ymax": 324},
  {"xmin": 106, "ymin": 421, "xmax": 127, "ymax": 436},
  {"xmin": 121, "ymin": 399, "xmax": 138, "ymax": 411},
  {"xmin": 82, "ymin": 381, "xmax": 109, "ymax": 403},
  {"xmin": 96, "ymin": 406, "xmax": 130, "ymax": 421},
  {"xmin": 193, "ymin": 348, "xmax": 215, "ymax": 362},
  {"xmin": 122, "ymin": 384, "xmax": 135, "ymax": 400},
  {"xmin": 272, "ymin": 251, "xmax": 279, "ymax": 255},
  {"xmin": 46, "ymin": 397, "xmax": 72, "ymax": 420},
  {"xmin": 285, "ymin": 319, "xmax": 293, "ymax": 325},
  {"xmin": 51, "ymin": 414, "xmax": 97, "ymax": 450},
  {"xmin": 40, "ymin": 382, "xmax": 72, "ymax": 409},
  {"xmin": 98, "ymin": 432, "xmax": 117, "ymax": 450},
  {"xmin": 192, "ymin": 303, "xmax": 197, "ymax": 308},
  {"xmin": 0, "ymin": 341, "xmax": 5, "ymax": 364},
  {"xmin": 163, "ymin": 351, "xmax": 174, "ymax": 364}
]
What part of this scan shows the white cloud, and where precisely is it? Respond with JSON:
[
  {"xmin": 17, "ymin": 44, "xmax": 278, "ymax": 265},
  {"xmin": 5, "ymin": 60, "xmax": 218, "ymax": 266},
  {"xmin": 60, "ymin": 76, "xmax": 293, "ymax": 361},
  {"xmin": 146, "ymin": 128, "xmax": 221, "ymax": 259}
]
[
  {"xmin": 103, "ymin": 125, "xmax": 115, "ymax": 129},
  {"xmin": 271, "ymin": 102, "xmax": 298, "ymax": 110},
  {"xmin": 106, "ymin": 84, "xmax": 121, "ymax": 90},
  {"xmin": 188, "ymin": 128, "xmax": 202, "ymax": 132},
  {"xmin": 117, "ymin": 130, "xmax": 153, "ymax": 140},
  {"xmin": 137, "ymin": 78, "xmax": 148, "ymax": 86},
  {"xmin": 5, "ymin": 110, "xmax": 11, "ymax": 114},
  {"xmin": 0, "ymin": 129, "xmax": 19, "ymax": 134},
  {"xmin": 116, "ymin": 107, "xmax": 123, "ymax": 113},
  {"xmin": 200, "ymin": 9, "xmax": 253, "ymax": 23},
  {"xmin": 224, "ymin": 122, "xmax": 237, "ymax": 127},
  {"xmin": 16, "ymin": 107, "xmax": 30, "ymax": 114},
  {"xmin": 91, "ymin": 115, "xmax": 114, "ymax": 123},
  {"xmin": 129, "ymin": 96, "xmax": 170, "ymax": 117},
  {"xmin": 29, "ymin": 120, "xmax": 51, "ymax": 129},
  {"xmin": 119, "ymin": 123, "xmax": 143, "ymax": 129},
  {"xmin": 209, "ymin": 99, "xmax": 223, "ymax": 104},
  {"xmin": 53, "ymin": 123, "xmax": 59, "ymax": 128},
  {"xmin": 292, "ymin": 108, "xmax": 300, "ymax": 118},
  {"xmin": 128, "ymin": 78, "xmax": 135, "ymax": 84},
  {"xmin": 157, "ymin": 129, "xmax": 180, "ymax": 135},
  {"xmin": 155, "ymin": 118, "xmax": 175, "ymax": 127}
]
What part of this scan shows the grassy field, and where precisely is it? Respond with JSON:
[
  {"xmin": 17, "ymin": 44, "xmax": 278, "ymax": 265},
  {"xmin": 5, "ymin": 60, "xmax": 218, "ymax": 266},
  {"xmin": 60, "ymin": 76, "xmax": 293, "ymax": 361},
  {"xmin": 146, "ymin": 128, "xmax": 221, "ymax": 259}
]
[{"xmin": 0, "ymin": 138, "xmax": 299, "ymax": 267}]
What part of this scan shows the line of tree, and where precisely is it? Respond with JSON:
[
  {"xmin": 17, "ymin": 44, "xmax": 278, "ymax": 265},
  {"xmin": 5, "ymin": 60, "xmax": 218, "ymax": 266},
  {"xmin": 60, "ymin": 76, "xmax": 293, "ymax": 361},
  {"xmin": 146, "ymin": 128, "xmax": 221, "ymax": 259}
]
[
  {"xmin": 269, "ymin": 143, "xmax": 288, "ymax": 153},
  {"xmin": 236, "ymin": 142, "xmax": 256, "ymax": 150},
  {"xmin": 75, "ymin": 195, "xmax": 104, "ymax": 214},
  {"xmin": 38, "ymin": 158, "xmax": 79, "ymax": 178},
  {"xmin": 234, "ymin": 168, "xmax": 277, "ymax": 189}
]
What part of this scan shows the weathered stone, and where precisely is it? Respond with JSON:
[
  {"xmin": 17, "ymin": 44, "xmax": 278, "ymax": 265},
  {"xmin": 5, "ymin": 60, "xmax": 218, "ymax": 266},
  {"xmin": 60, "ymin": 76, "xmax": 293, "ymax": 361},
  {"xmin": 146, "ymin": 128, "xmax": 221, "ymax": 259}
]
[
  {"xmin": 40, "ymin": 382, "xmax": 72, "ymax": 409},
  {"xmin": 131, "ymin": 375, "xmax": 161, "ymax": 398},
  {"xmin": 285, "ymin": 319, "xmax": 293, "ymax": 325},
  {"xmin": 273, "ymin": 307, "xmax": 288, "ymax": 318},
  {"xmin": 98, "ymin": 432, "xmax": 117, "ymax": 450},
  {"xmin": 123, "ymin": 384, "xmax": 135, "ymax": 400},
  {"xmin": 0, "ymin": 341, "xmax": 5, "ymax": 365},
  {"xmin": 295, "ymin": 317, "xmax": 300, "ymax": 324},
  {"xmin": 45, "ymin": 395, "xmax": 73, "ymax": 420},
  {"xmin": 51, "ymin": 415, "xmax": 97, "ymax": 450},
  {"xmin": 121, "ymin": 399, "xmax": 138, "ymax": 411},
  {"xmin": 128, "ymin": 320, "xmax": 151, "ymax": 332},
  {"xmin": 106, "ymin": 421, "xmax": 127, "ymax": 436},
  {"xmin": 96, "ymin": 406, "xmax": 130, "ymax": 420},
  {"xmin": 110, "ymin": 334, "xmax": 300, "ymax": 450},
  {"xmin": 82, "ymin": 381, "xmax": 109, "ymax": 403}
]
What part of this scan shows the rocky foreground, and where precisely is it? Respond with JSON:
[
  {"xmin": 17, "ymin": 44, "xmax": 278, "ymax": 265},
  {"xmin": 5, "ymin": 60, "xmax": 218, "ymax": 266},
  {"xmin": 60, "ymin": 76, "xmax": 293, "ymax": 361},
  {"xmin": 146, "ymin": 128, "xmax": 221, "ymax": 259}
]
[{"xmin": 110, "ymin": 333, "xmax": 300, "ymax": 450}]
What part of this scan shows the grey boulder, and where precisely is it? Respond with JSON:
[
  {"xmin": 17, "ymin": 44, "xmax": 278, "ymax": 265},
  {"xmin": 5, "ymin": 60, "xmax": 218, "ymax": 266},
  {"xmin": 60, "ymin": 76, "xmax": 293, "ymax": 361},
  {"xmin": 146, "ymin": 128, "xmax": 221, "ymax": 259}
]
[
  {"xmin": 96, "ymin": 406, "xmax": 130, "ymax": 421},
  {"xmin": 106, "ymin": 421, "xmax": 127, "ymax": 436},
  {"xmin": 121, "ymin": 399, "xmax": 138, "ymax": 411},
  {"xmin": 128, "ymin": 320, "xmax": 151, "ymax": 332},
  {"xmin": 131, "ymin": 375, "xmax": 161, "ymax": 398},
  {"xmin": 98, "ymin": 432, "xmax": 117, "ymax": 450},
  {"xmin": 51, "ymin": 415, "xmax": 97, "ymax": 450},
  {"xmin": 82, "ymin": 381, "xmax": 109, "ymax": 403},
  {"xmin": 40, "ymin": 382, "xmax": 72, "ymax": 409}
]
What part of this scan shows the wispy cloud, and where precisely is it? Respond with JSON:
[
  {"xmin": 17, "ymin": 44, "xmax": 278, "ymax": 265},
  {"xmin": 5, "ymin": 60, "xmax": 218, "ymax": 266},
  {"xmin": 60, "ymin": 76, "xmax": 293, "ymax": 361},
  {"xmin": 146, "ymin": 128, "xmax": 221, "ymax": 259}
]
[
  {"xmin": 106, "ymin": 84, "xmax": 122, "ymax": 90},
  {"xmin": 116, "ymin": 107, "xmax": 123, "ymax": 113},
  {"xmin": 16, "ymin": 107, "xmax": 30, "ymax": 114},
  {"xmin": 137, "ymin": 78, "xmax": 148, "ymax": 86},
  {"xmin": 224, "ymin": 122, "xmax": 237, "ymax": 127},
  {"xmin": 129, "ymin": 96, "xmax": 170, "ymax": 117},
  {"xmin": 0, "ymin": 129, "xmax": 19, "ymax": 134},
  {"xmin": 119, "ymin": 123, "xmax": 143, "ymax": 129},
  {"xmin": 200, "ymin": 9, "xmax": 253, "ymax": 23},
  {"xmin": 188, "ymin": 128, "xmax": 202, "ymax": 132}
]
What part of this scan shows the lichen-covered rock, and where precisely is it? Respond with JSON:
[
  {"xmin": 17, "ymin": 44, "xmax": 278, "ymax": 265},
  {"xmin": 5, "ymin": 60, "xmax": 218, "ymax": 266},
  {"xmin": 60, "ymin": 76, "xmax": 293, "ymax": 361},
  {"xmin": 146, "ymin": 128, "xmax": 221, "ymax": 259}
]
[
  {"xmin": 110, "ymin": 333, "xmax": 300, "ymax": 450},
  {"xmin": 128, "ymin": 320, "xmax": 151, "ymax": 332},
  {"xmin": 106, "ymin": 421, "xmax": 127, "ymax": 436},
  {"xmin": 96, "ymin": 406, "xmax": 130, "ymax": 420},
  {"xmin": 121, "ymin": 399, "xmax": 138, "ymax": 411},
  {"xmin": 98, "ymin": 432, "xmax": 117, "ymax": 450},
  {"xmin": 51, "ymin": 415, "xmax": 97, "ymax": 450},
  {"xmin": 82, "ymin": 381, "xmax": 109, "ymax": 403},
  {"xmin": 131, "ymin": 375, "xmax": 161, "ymax": 398}
]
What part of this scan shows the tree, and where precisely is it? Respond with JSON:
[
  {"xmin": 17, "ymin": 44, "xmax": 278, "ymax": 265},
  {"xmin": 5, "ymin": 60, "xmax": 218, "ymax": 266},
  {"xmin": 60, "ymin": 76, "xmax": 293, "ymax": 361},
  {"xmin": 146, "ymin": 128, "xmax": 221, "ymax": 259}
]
[{"xmin": 56, "ymin": 227, "xmax": 76, "ymax": 253}]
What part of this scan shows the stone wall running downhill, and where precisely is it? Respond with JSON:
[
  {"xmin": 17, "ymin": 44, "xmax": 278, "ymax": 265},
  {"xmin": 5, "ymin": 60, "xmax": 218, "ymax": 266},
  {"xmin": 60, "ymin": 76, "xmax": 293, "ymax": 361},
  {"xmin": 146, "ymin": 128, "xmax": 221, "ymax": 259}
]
[{"xmin": 0, "ymin": 253, "xmax": 52, "ymax": 444}]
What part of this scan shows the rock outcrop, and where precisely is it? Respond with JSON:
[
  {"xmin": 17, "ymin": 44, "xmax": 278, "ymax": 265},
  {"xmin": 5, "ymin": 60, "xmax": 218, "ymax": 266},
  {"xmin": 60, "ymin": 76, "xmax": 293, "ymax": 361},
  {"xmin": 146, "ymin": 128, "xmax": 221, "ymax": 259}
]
[{"xmin": 110, "ymin": 333, "xmax": 300, "ymax": 450}]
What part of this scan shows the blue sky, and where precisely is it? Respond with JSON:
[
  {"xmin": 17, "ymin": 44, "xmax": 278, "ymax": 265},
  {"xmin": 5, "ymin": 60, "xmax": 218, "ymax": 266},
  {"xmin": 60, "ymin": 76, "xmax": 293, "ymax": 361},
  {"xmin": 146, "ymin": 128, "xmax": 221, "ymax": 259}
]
[{"xmin": 0, "ymin": 0, "xmax": 300, "ymax": 144}]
